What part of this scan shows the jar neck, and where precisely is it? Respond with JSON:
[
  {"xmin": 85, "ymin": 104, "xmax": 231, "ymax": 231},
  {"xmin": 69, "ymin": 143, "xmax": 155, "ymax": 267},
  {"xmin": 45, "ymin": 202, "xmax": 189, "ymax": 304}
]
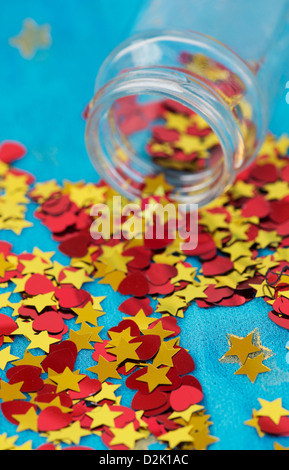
[{"xmin": 85, "ymin": 31, "xmax": 268, "ymax": 206}]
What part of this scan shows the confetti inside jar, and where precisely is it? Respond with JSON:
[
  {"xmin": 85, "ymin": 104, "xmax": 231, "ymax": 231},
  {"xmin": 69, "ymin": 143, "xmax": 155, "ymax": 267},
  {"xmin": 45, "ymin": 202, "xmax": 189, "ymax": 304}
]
[{"xmin": 85, "ymin": 0, "xmax": 289, "ymax": 206}]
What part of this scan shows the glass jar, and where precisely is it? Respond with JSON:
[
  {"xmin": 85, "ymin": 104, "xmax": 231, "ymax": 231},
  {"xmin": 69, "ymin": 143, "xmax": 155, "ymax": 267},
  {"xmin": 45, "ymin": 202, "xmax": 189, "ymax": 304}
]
[{"xmin": 85, "ymin": 0, "xmax": 289, "ymax": 206}]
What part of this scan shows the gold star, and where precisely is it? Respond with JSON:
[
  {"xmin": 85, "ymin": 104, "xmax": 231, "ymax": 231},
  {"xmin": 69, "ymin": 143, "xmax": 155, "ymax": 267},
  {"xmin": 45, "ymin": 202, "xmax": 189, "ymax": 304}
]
[
  {"xmin": 255, "ymin": 229, "xmax": 281, "ymax": 249},
  {"xmin": 110, "ymin": 422, "xmax": 144, "ymax": 449},
  {"xmin": 0, "ymin": 173, "xmax": 29, "ymax": 193},
  {"xmin": 249, "ymin": 280, "xmax": 275, "ymax": 299},
  {"xmin": 244, "ymin": 409, "xmax": 265, "ymax": 438},
  {"xmin": 109, "ymin": 337, "xmax": 141, "ymax": 365},
  {"xmin": 169, "ymin": 405, "xmax": 204, "ymax": 423},
  {"xmin": 88, "ymin": 356, "xmax": 121, "ymax": 382},
  {"xmin": 199, "ymin": 211, "xmax": 228, "ymax": 233},
  {"xmin": 22, "ymin": 292, "xmax": 56, "ymax": 313},
  {"xmin": 234, "ymin": 354, "xmax": 271, "ymax": 383},
  {"xmin": 0, "ymin": 346, "xmax": 19, "ymax": 370},
  {"xmin": 72, "ymin": 301, "xmax": 103, "ymax": 326},
  {"xmin": 137, "ymin": 364, "xmax": 172, "ymax": 392},
  {"xmin": 0, "ymin": 380, "xmax": 26, "ymax": 402},
  {"xmin": 11, "ymin": 274, "xmax": 31, "ymax": 293},
  {"xmin": 222, "ymin": 331, "xmax": 261, "ymax": 365},
  {"xmin": 9, "ymin": 18, "xmax": 52, "ymax": 59},
  {"xmin": 26, "ymin": 330, "xmax": 59, "ymax": 353},
  {"xmin": 12, "ymin": 407, "xmax": 38, "ymax": 432},
  {"xmin": 0, "ymin": 253, "xmax": 14, "ymax": 278},
  {"xmin": 0, "ymin": 292, "xmax": 12, "ymax": 309},
  {"xmin": 165, "ymin": 111, "xmax": 191, "ymax": 132},
  {"xmin": 276, "ymin": 134, "xmax": 289, "ymax": 156},
  {"xmin": 13, "ymin": 440, "xmax": 33, "ymax": 450},
  {"xmin": 142, "ymin": 174, "xmax": 173, "ymax": 196},
  {"xmin": 156, "ymin": 294, "xmax": 187, "ymax": 317},
  {"xmin": 274, "ymin": 442, "xmax": 289, "ymax": 450},
  {"xmin": 88, "ymin": 382, "xmax": 120, "ymax": 404},
  {"xmin": 33, "ymin": 395, "xmax": 71, "ymax": 413},
  {"xmin": 223, "ymin": 241, "xmax": 254, "ymax": 262},
  {"xmin": 264, "ymin": 181, "xmax": 289, "ymax": 200},
  {"xmin": 106, "ymin": 327, "xmax": 134, "ymax": 349},
  {"xmin": 46, "ymin": 420, "xmax": 91, "ymax": 445},
  {"xmin": 11, "ymin": 318, "xmax": 35, "ymax": 341},
  {"xmin": 30, "ymin": 180, "xmax": 61, "ymax": 201},
  {"xmin": 98, "ymin": 245, "xmax": 133, "ymax": 274},
  {"xmin": 158, "ymin": 425, "xmax": 194, "ymax": 449},
  {"xmin": 229, "ymin": 180, "xmax": 255, "ymax": 199},
  {"xmin": 171, "ymin": 263, "xmax": 196, "ymax": 284},
  {"xmin": 32, "ymin": 247, "xmax": 55, "ymax": 264},
  {"xmin": 191, "ymin": 426, "xmax": 218, "ymax": 450},
  {"xmin": 257, "ymin": 398, "xmax": 289, "ymax": 425},
  {"xmin": 11, "ymin": 349, "xmax": 45, "ymax": 369},
  {"xmin": 98, "ymin": 270, "xmax": 126, "ymax": 291},
  {"xmin": 142, "ymin": 321, "xmax": 174, "ymax": 341},
  {"xmin": 0, "ymin": 433, "xmax": 18, "ymax": 450},
  {"xmin": 86, "ymin": 403, "xmax": 123, "ymax": 428},
  {"xmin": 78, "ymin": 323, "xmax": 103, "ymax": 343},
  {"xmin": 177, "ymin": 283, "xmax": 207, "ymax": 303},
  {"xmin": 48, "ymin": 367, "xmax": 86, "ymax": 393},
  {"xmin": 45, "ymin": 261, "xmax": 65, "ymax": 281},
  {"xmin": 176, "ymin": 134, "xmax": 204, "ymax": 155},
  {"xmin": 69, "ymin": 329, "xmax": 94, "ymax": 351},
  {"xmin": 60, "ymin": 268, "xmax": 93, "ymax": 289},
  {"xmin": 0, "ymin": 218, "xmax": 33, "ymax": 235},
  {"xmin": 69, "ymin": 184, "xmax": 107, "ymax": 208},
  {"xmin": 20, "ymin": 256, "xmax": 51, "ymax": 275},
  {"xmin": 125, "ymin": 310, "xmax": 156, "ymax": 331},
  {"xmin": 153, "ymin": 340, "xmax": 180, "ymax": 368}
]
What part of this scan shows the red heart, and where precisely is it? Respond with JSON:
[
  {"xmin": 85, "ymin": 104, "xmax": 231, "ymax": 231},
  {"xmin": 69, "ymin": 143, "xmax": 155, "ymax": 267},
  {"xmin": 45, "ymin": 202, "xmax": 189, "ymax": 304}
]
[
  {"xmin": 38, "ymin": 406, "xmax": 73, "ymax": 432},
  {"xmin": 6, "ymin": 365, "xmax": 43, "ymax": 393},
  {"xmin": 0, "ymin": 313, "xmax": 17, "ymax": 336},
  {"xmin": 59, "ymin": 234, "xmax": 90, "ymax": 258},
  {"xmin": 111, "ymin": 405, "xmax": 136, "ymax": 428},
  {"xmin": 108, "ymin": 320, "xmax": 140, "ymax": 339},
  {"xmin": 268, "ymin": 310, "xmax": 289, "ymax": 330},
  {"xmin": 241, "ymin": 195, "xmax": 270, "ymax": 219},
  {"xmin": 250, "ymin": 162, "xmax": 278, "ymax": 183},
  {"xmin": 258, "ymin": 416, "xmax": 289, "ymax": 436},
  {"xmin": 118, "ymin": 272, "xmax": 149, "ymax": 297},
  {"xmin": 172, "ymin": 347, "xmax": 195, "ymax": 375},
  {"xmin": 131, "ymin": 390, "xmax": 168, "ymax": 411},
  {"xmin": 0, "ymin": 141, "xmax": 26, "ymax": 163},
  {"xmin": 118, "ymin": 297, "xmax": 153, "ymax": 316},
  {"xmin": 202, "ymin": 255, "xmax": 234, "ymax": 277},
  {"xmin": 122, "ymin": 246, "xmax": 152, "ymax": 270},
  {"xmin": 145, "ymin": 263, "xmax": 177, "ymax": 286},
  {"xmin": 1, "ymin": 401, "xmax": 37, "ymax": 424},
  {"xmin": 149, "ymin": 317, "xmax": 180, "ymax": 337},
  {"xmin": 126, "ymin": 368, "xmax": 151, "ymax": 394},
  {"xmin": 55, "ymin": 286, "xmax": 92, "ymax": 309},
  {"xmin": 170, "ymin": 377, "xmax": 203, "ymax": 411},
  {"xmin": 25, "ymin": 274, "xmax": 55, "ymax": 296},
  {"xmin": 130, "ymin": 335, "xmax": 161, "ymax": 361},
  {"xmin": 68, "ymin": 376, "xmax": 101, "ymax": 399},
  {"xmin": 41, "ymin": 340, "xmax": 78, "ymax": 373},
  {"xmin": 35, "ymin": 391, "xmax": 73, "ymax": 410},
  {"xmin": 32, "ymin": 311, "xmax": 65, "ymax": 334}
]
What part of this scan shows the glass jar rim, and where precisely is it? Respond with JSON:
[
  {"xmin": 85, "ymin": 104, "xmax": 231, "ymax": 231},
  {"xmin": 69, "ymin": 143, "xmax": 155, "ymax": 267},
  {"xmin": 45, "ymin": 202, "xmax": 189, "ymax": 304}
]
[{"xmin": 86, "ymin": 30, "xmax": 268, "ymax": 205}]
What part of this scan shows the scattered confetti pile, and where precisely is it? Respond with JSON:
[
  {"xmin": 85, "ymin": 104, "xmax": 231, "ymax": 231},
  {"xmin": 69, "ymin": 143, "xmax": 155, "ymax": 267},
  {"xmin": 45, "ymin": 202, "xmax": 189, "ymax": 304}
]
[{"xmin": 2, "ymin": 89, "xmax": 289, "ymax": 450}]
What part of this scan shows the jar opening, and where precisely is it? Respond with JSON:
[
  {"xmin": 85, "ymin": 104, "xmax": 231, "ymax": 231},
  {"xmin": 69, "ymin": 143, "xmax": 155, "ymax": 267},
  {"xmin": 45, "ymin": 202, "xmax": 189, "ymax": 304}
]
[{"xmin": 85, "ymin": 31, "xmax": 266, "ymax": 206}]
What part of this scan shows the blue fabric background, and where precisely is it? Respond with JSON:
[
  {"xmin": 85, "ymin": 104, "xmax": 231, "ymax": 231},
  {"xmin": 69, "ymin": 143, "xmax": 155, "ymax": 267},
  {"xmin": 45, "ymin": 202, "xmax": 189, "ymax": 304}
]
[{"xmin": 0, "ymin": 0, "xmax": 289, "ymax": 450}]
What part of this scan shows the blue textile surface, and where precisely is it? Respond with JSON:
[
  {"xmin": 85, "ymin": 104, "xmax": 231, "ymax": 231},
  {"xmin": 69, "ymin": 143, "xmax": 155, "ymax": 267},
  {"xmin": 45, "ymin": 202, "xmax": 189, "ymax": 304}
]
[{"xmin": 0, "ymin": 0, "xmax": 289, "ymax": 451}]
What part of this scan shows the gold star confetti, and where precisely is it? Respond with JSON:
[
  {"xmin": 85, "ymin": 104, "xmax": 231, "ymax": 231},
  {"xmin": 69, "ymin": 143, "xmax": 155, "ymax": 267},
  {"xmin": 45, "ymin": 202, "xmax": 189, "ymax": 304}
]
[
  {"xmin": 256, "ymin": 398, "xmax": 289, "ymax": 425},
  {"xmin": 9, "ymin": 18, "xmax": 52, "ymax": 59},
  {"xmin": 234, "ymin": 353, "xmax": 271, "ymax": 383}
]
